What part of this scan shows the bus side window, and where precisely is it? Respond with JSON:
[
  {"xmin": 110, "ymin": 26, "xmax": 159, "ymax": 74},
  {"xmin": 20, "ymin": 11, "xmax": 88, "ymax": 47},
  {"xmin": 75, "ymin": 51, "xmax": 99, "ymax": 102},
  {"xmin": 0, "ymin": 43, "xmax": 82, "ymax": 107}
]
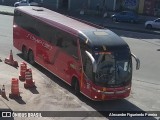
[
  {"xmin": 56, "ymin": 37, "xmax": 63, "ymax": 47},
  {"xmin": 14, "ymin": 11, "xmax": 40, "ymax": 37},
  {"xmin": 55, "ymin": 31, "xmax": 78, "ymax": 59},
  {"xmin": 27, "ymin": 17, "xmax": 39, "ymax": 36},
  {"xmin": 63, "ymin": 37, "xmax": 78, "ymax": 59},
  {"xmin": 36, "ymin": 21, "xmax": 51, "ymax": 42},
  {"xmin": 49, "ymin": 29, "xmax": 57, "ymax": 45},
  {"xmin": 14, "ymin": 10, "xmax": 22, "ymax": 26}
]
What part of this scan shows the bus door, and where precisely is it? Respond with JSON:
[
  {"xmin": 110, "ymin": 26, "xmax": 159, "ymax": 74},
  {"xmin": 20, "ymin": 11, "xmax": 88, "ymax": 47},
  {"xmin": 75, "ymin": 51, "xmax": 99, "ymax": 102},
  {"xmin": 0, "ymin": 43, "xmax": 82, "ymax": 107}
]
[{"xmin": 79, "ymin": 41, "xmax": 93, "ymax": 97}]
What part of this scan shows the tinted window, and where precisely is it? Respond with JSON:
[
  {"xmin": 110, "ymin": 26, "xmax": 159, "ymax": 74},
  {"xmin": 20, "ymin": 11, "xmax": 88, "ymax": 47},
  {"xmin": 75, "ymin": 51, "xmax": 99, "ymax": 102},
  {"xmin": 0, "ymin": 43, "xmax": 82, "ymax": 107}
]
[
  {"xmin": 35, "ymin": 21, "xmax": 55, "ymax": 43},
  {"xmin": 14, "ymin": 10, "xmax": 39, "ymax": 36},
  {"xmin": 14, "ymin": 10, "xmax": 56, "ymax": 44},
  {"xmin": 14, "ymin": 10, "xmax": 23, "ymax": 27},
  {"xmin": 14, "ymin": 10, "xmax": 78, "ymax": 58},
  {"xmin": 56, "ymin": 31, "xmax": 78, "ymax": 58}
]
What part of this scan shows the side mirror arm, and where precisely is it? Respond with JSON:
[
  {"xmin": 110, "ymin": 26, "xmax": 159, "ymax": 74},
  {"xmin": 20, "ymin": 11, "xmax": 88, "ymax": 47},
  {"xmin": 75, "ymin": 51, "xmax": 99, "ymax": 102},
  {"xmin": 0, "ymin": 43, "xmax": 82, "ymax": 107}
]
[
  {"xmin": 85, "ymin": 51, "xmax": 97, "ymax": 73},
  {"xmin": 131, "ymin": 53, "xmax": 140, "ymax": 70}
]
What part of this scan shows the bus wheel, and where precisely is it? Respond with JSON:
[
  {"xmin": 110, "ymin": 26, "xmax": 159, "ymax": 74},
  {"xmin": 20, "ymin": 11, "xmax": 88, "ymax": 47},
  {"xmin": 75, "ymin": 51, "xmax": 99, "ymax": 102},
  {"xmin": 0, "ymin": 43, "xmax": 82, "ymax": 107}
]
[
  {"xmin": 28, "ymin": 50, "xmax": 35, "ymax": 65},
  {"xmin": 22, "ymin": 46, "xmax": 28, "ymax": 60},
  {"xmin": 74, "ymin": 80, "xmax": 80, "ymax": 95}
]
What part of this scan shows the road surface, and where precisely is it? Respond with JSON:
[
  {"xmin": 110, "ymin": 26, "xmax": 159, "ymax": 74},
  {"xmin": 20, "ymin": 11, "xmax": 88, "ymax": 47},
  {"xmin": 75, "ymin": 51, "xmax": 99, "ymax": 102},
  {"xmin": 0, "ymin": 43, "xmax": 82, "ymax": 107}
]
[{"xmin": 0, "ymin": 14, "xmax": 159, "ymax": 120}]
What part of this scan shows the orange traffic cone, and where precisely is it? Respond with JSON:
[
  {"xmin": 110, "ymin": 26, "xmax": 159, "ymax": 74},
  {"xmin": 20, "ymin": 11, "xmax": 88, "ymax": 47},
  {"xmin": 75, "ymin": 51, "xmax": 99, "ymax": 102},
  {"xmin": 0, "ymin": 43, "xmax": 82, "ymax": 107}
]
[
  {"xmin": 1, "ymin": 85, "xmax": 6, "ymax": 98},
  {"xmin": 5, "ymin": 50, "xmax": 13, "ymax": 63},
  {"xmin": 9, "ymin": 50, "xmax": 13, "ymax": 62},
  {"xmin": 9, "ymin": 78, "xmax": 20, "ymax": 99},
  {"xmin": 24, "ymin": 68, "xmax": 35, "ymax": 88},
  {"xmin": 4, "ymin": 50, "xmax": 18, "ymax": 68},
  {"xmin": 19, "ymin": 62, "xmax": 27, "ymax": 81}
]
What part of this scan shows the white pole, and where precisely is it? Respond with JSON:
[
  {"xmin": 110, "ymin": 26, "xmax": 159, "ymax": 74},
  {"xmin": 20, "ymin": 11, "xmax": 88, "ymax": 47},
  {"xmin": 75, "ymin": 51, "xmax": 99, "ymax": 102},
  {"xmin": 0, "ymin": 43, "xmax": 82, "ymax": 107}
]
[
  {"xmin": 56, "ymin": 0, "xmax": 59, "ymax": 9},
  {"xmin": 113, "ymin": 0, "xmax": 116, "ymax": 11},
  {"xmin": 88, "ymin": 0, "xmax": 90, "ymax": 9}
]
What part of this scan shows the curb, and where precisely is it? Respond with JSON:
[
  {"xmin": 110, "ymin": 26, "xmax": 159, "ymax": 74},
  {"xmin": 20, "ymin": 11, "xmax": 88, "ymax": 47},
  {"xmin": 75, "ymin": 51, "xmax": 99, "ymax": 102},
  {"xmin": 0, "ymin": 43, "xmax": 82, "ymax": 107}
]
[{"xmin": 0, "ymin": 11, "xmax": 13, "ymax": 16}]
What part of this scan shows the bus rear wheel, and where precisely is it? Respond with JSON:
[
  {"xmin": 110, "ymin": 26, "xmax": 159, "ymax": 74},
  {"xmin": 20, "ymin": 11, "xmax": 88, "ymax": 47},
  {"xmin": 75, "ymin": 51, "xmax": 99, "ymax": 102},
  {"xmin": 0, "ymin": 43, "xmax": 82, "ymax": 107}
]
[
  {"xmin": 28, "ymin": 50, "xmax": 35, "ymax": 65},
  {"xmin": 22, "ymin": 46, "xmax": 28, "ymax": 60}
]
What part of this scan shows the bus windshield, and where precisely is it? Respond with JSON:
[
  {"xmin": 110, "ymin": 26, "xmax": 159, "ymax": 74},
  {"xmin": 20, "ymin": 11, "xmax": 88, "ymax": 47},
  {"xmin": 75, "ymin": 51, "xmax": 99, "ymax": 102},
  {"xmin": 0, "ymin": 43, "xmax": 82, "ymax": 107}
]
[{"xmin": 94, "ymin": 52, "xmax": 132, "ymax": 87}]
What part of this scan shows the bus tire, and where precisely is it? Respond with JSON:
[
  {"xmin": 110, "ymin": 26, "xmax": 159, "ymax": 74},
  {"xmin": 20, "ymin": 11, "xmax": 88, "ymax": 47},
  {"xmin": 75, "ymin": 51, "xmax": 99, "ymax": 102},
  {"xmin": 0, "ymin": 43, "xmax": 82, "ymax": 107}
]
[
  {"xmin": 28, "ymin": 50, "xmax": 35, "ymax": 65},
  {"xmin": 72, "ymin": 79, "xmax": 80, "ymax": 95},
  {"xmin": 22, "ymin": 46, "xmax": 28, "ymax": 60}
]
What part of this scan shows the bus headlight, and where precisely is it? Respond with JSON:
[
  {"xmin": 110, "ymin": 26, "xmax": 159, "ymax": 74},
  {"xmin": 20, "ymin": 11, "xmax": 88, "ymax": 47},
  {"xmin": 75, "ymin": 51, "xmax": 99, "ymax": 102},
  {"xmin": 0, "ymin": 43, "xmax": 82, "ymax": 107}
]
[{"xmin": 125, "ymin": 85, "xmax": 131, "ymax": 90}]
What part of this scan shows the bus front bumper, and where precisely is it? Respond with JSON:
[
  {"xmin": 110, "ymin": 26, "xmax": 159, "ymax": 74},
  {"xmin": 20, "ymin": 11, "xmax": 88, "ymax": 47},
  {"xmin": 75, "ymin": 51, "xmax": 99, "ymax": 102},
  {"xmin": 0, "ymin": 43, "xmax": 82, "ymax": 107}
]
[{"xmin": 91, "ymin": 85, "xmax": 131, "ymax": 101}]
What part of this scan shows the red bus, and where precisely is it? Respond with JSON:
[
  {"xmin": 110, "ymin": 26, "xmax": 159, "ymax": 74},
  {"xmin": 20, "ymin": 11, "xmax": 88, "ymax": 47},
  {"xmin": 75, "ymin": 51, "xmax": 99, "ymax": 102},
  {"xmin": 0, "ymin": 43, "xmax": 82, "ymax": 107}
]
[{"xmin": 13, "ymin": 6, "xmax": 140, "ymax": 101}]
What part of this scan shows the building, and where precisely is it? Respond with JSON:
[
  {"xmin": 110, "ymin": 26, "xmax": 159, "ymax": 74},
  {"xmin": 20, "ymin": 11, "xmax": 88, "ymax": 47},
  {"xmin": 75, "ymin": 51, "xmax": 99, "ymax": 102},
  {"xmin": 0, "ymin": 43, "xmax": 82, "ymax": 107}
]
[
  {"xmin": 43, "ymin": 0, "xmax": 140, "ymax": 14},
  {"xmin": 114, "ymin": 0, "xmax": 160, "ymax": 16},
  {"xmin": 142, "ymin": 0, "xmax": 160, "ymax": 16},
  {"xmin": 42, "ymin": 0, "xmax": 87, "ymax": 11},
  {"xmin": 0, "ymin": 0, "xmax": 159, "ymax": 16}
]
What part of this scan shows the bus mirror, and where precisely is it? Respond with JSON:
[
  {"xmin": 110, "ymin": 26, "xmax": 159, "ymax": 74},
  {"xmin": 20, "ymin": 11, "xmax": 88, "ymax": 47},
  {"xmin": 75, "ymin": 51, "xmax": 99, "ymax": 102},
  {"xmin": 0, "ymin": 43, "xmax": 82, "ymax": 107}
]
[
  {"xmin": 85, "ymin": 51, "xmax": 97, "ymax": 73},
  {"xmin": 131, "ymin": 53, "xmax": 140, "ymax": 70}
]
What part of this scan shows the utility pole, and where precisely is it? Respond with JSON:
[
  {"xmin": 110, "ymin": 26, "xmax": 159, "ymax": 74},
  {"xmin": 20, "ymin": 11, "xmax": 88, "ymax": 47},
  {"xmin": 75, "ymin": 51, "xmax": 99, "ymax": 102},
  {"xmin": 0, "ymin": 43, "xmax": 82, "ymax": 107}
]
[{"xmin": 113, "ymin": 0, "xmax": 116, "ymax": 11}]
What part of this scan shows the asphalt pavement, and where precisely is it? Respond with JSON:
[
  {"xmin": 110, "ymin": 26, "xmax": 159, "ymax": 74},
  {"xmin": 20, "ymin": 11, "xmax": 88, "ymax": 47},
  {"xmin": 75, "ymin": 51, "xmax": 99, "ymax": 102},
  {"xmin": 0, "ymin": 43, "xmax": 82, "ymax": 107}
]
[
  {"xmin": 69, "ymin": 12, "xmax": 160, "ymax": 35},
  {"xmin": 0, "ymin": 5, "xmax": 160, "ymax": 35}
]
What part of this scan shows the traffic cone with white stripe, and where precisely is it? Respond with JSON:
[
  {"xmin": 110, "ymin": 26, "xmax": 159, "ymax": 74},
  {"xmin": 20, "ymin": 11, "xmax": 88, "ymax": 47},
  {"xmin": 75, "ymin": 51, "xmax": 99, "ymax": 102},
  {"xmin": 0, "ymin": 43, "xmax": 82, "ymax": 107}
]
[
  {"xmin": 19, "ymin": 62, "xmax": 27, "ymax": 81},
  {"xmin": 24, "ymin": 68, "xmax": 35, "ymax": 88},
  {"xmin": 1, "ymin": 85, "xmax": 6, "ymax": 98},
  {"xmin": 9, "ymin": 78, "xmax": 20, "ymax": 99}
]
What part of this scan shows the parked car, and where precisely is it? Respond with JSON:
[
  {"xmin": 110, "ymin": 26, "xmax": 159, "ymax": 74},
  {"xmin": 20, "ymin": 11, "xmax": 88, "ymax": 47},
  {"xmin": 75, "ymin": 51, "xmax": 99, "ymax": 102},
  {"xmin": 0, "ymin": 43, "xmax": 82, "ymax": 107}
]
[
  {"xmin": 14, "ymin": 0, "xmax": 39, "ymax": 7},
  {"xmin": 145, "ymin": 18, "xmax": 160, "ymax": 29},
  {"xmin": 111, "ymin": 11, "xmax": 139, "ymax": 23}
]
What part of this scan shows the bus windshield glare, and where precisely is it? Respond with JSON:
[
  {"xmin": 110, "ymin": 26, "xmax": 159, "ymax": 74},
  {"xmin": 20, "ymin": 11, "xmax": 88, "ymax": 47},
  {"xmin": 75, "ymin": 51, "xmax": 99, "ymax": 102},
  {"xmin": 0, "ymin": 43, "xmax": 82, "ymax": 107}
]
[{"xmin": 94, "ymin": 51, "xmax": 132, "ymax": 87}]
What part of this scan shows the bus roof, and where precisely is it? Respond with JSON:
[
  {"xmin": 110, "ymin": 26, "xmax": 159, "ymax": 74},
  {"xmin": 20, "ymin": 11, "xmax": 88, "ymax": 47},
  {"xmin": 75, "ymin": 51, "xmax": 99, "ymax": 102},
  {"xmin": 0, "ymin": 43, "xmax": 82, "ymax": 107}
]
[
  {"xmin": 16, "ymin": 6, "xmax": 98, "ymax": 32},
  {"xmin": 15, "ymin": 6, "xmax": 128, "ymax": 51}
]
